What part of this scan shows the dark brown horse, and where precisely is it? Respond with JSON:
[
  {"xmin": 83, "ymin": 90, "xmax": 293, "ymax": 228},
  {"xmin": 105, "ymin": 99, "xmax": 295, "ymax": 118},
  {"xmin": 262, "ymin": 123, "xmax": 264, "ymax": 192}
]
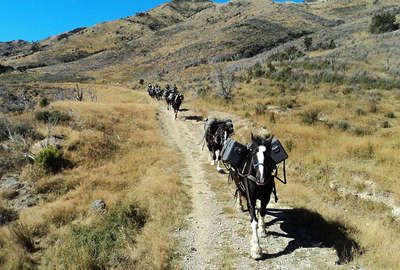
[{"xmin": 205, "ymin": 119, "xmax": 234, "ymax": 171}]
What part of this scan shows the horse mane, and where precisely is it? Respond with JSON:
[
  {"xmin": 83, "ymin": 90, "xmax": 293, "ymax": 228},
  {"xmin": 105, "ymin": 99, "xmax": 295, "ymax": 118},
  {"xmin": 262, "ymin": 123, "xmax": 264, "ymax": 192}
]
[{"xmin": 249, "ymin": 133, "xmax": 273, "ymax": 150}]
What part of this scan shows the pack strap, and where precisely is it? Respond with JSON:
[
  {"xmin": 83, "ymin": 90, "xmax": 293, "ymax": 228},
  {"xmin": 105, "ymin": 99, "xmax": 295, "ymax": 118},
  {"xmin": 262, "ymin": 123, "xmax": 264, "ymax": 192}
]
[{"xmin": 274, "ymin": 160, "xmax": 287, "ymax": 184}]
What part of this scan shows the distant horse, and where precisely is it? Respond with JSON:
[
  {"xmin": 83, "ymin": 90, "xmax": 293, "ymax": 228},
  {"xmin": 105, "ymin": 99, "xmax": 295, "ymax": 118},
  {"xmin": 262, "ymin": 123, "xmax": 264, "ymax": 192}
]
[
  {"xmin": 147, "ymin": 85, "xmax": 156, "ymax": 99},
  {"xmin": 205, "ymin": 119, "xmax": 234, "ymax": 172},
  {"xmin": 155, "ymin": 89, "xmax": 164, "ymax": 100},
  {"xmin": 172, "ymin": 93, "xmax": 184, "ymax": 119},
  {"xmin": 165, "ymin": 91, "xmax": 175, "ymax": 110},
  {"xmin": 228, "ymin": 134, "xmax": 276, "ymax": 259}
]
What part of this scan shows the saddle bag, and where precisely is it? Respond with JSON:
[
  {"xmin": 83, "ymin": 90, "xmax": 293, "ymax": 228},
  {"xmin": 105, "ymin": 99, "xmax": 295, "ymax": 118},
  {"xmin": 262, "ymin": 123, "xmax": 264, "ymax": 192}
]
[
  {"xmin": 270, "ymin": 138, "xmax": 288, "ymax": 164},
  {"xmin": 221, "ymin": 138, "xmax": 248, "ymax": 169}
]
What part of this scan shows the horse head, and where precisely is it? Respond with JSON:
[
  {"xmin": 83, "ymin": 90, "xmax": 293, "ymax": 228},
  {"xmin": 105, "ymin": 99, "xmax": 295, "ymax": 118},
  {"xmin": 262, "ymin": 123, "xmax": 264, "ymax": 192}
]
[{"xmin": 247, "ymin": 133, "xmax": 274, "ymax": 185}]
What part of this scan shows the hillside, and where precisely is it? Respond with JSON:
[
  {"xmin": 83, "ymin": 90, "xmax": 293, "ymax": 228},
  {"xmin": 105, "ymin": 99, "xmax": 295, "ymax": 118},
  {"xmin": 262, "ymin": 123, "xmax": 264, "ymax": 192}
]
[{"xmin": 1, "ymin": 0, "xmax": 400, "ymax": 269}]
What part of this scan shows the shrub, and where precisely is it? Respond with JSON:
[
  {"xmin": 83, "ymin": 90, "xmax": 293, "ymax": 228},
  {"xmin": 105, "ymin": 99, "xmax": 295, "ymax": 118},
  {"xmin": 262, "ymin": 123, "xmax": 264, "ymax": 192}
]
[
  {"xmin": 381, "ymin": 120, "xmax": 390, "ymax": 128},
  {"xmin": 301, "ymin": 108, "xmax": 320, "ymax": 125},
  {"xmin": 284, "ymin": 139, "xmax": 294, "ymax": 152},
  {"xmin": 139, "ymin": 79, "xmax": 144, "ymax": 85},
  {"xmin": 369, "ymin": 12, "xmax": 399, "ymax": 34},
  {"xmin": 39, "ymin": 97, "xmax": 49, "ymax": 107},
  {"xmin": 35, "ymin": 110, "xmax": 70, "ymax": 123},
  {"xmin": 252, "ymin": 63, "xmax": 264, "ymax": 78},
  {"xmin": 269, "ymin": 113, "xmax": 276, "ymax": 123},
  {"xmin": 304, "ymin": 36, "xmax": 312, "ymax": 51},
  {"xmin": 337, "ymin": 120, "xmax": 350, "ymax": 131},
  {"xmin": 35, "ymin": 147, "xmax": 66, "ymax": 173},
  {"xmin": 254, "ymin": 103, "xmax": 266, "ymax": 115},
  {"xmin": 352, "ymin": 126, "xmax": 373, "ymax": 137},
  {"xmin": 385, "ymin": 112, "xmax": 395, "ymax": 118},
  {"xmin": 10, "ymin": 222, "xmax": 36, "ymax": 253},
  {"xmin": 355, "ymin": 108, "xmax": 365, "ymax": 116},
  {"xmin": 0, "ymin": 118, "xmax": 41, "ymax": 142}
]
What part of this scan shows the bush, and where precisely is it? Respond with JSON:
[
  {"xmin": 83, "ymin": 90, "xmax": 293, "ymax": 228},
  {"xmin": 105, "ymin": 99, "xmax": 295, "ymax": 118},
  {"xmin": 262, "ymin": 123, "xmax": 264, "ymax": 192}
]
[
  {"xmin": 0, "ymin": 118, "xmax": 41, "ymax": 142},
  {"xmin": 284, "ymin": 139, "xmax": 294, "ymax": 152},
  {"xmin": 10, "ymin": 222, "xmax": 36, "ymax": 253},
  {"xmin": 304, "ymin": 36, "xmax": 312, "ymax": 51},
  {"xmin": 35, "ymin": 110, "xmax": 70, "ymax": 123},
  {"xmin": 369, "ymin": 12, "xmax": 399, "ymax": 34},
  {"xmin": 39, "ymin": 97, "xmax": 49, "ymax": 107},
  {"xmin": 269, "ymin": 113, "xmax": 276, "ymax": 123},
  {"xmin": 355, "ymin": 108, "xmax": 365, "ymax": 116},
  {"xmin": 139, "ymin": 79, "xmax": 144, "ymax": 85},
  {"xmin": 35, "ymin": 147, "xmax": 67, "ymax": 173},
  {"xmin": 337, "ymin": 120, "xmax": 350, "ymax": 131},
  {"xmin": 49, "ymin": 204, "xmax": 147, "ymax": 269},
  {"xmin": 385, "ymin": 112, "xmax": 395, "ymax": 118},
  {"xmin": 381, "ymin": 120, "xmax": 390, "ymax": 128},
  {"xmin": 254, "ymin": 103, "xmax": 266, "ymax": 115},
  {"xmin": 301, "ymin": 108, "xmax": 320, "ymax": 125}
]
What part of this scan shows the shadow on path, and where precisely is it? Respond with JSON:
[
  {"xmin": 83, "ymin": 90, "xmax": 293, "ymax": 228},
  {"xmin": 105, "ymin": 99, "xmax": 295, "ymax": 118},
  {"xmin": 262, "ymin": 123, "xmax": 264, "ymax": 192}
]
[
  {"xmin": 258, "ymin": 208, "xmax": 362, "ymax": 264},
  {"xmin": 184, "ymin": 115, "xmax": 204, "ymax": 122}
]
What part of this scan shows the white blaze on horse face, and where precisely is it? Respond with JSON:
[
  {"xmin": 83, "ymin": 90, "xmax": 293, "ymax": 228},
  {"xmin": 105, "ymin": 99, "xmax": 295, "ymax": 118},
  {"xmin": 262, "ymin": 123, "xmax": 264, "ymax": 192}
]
[
  {"xmin": 224, "ymin": 131, "xmax": 227, "ymax": 142},
  {"xmin": 256, "ymin": 146, "xmax": 266, "ymax": 181}
]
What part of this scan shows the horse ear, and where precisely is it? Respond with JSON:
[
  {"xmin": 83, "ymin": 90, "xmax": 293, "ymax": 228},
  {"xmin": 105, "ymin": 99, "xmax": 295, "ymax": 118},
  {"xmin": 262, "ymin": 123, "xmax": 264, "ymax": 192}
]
[{"xmin": 251, "ymin": 132, "xmax": 254, "ymax": 140}]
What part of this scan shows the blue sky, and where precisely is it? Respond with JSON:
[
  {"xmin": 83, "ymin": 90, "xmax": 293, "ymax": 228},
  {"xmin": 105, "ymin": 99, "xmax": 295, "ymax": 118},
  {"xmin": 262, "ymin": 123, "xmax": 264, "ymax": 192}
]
[{"xmin": 0, "ymin": 0, "xmax": 302, "ymax": 42}]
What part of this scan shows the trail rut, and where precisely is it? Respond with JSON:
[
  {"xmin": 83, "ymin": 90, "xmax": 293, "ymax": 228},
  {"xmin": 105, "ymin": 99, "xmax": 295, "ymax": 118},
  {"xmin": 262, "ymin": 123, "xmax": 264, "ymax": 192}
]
[{"xmin": 158, "ymin": 105, "xmax": 345, "ymax": 270}]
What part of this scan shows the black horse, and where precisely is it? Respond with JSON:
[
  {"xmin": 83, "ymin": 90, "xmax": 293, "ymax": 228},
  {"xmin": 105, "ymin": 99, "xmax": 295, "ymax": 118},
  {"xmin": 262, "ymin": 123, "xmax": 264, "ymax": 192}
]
[
  {"xmin": 229, "ymin": 133, "xmax": 276, "ymax": 259},
  {"xmin": 205, "ymin": 119, "xmax": 234, "ymax": 172},
  {"xmin": 171, "ymin": 93, "xmax": 184, "ymax": 119}
]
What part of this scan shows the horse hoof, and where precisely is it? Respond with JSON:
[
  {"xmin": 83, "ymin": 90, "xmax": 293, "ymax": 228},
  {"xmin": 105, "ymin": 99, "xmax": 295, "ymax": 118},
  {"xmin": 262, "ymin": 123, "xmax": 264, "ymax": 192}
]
[
  {"xmin": 211, "ymin": 160, "xmax": 215, "ymax": 166},
  {"xmin": 251, "ymin": 249, "xmax": 262, "ymax": 260}
]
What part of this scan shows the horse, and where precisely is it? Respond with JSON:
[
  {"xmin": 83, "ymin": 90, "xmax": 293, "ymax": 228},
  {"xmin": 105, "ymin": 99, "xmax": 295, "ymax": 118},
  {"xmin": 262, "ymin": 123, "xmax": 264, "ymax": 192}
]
[
  {"xmin": 147, "ymin": 85, "xmax": 155, "ymax": 99},
  {"xmin": 228, "ymin": 133, "xmax": 277, "ymax": 259},
  {"xmin": 165, "ymin": 91, "xmax": 174, "ymax": 110},
  {"xmin": 205, "ymin": 119, "xmax": 234, "ymax": 172},
  {"xmin": 171, "ymin": 93, "xmax": 184, "ymax": 119},
  {"xmin": 155, "ymin": 88, "xmax": 164, "ymax": 101}
]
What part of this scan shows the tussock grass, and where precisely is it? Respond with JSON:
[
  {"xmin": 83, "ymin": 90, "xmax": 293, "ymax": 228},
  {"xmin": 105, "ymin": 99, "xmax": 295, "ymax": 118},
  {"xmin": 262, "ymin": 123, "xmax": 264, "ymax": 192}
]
[
  {"xmin": 186, "ymin": 55, "xmax": 400, "ymax": 268},
  {"xmin": 0, "ymin": 85, "xmax": 190, "ymax": 269}
]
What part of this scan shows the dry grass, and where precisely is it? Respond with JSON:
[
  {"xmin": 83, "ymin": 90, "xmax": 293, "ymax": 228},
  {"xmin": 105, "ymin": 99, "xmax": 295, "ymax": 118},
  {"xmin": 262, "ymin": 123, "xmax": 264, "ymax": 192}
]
[
  {"xmin": 0, "ymin": 85, "xmax": 190, "ymax": 269},
  {"xmin": 184, "ymin": 53, "xmax": 400, "ymax": 269}
]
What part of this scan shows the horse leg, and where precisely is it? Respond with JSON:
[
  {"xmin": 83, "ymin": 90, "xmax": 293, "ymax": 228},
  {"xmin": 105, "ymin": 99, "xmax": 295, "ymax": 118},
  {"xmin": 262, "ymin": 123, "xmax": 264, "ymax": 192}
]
[
  {"xmin": 235, "ymin": 193, "xmax": 246, "ymax": 212},
  {"xmin": 216, "ymin": 150, "xmax": 223, "ymax": 172},
  {"xmin": 248, "ymin": 194, "xmax": 262, "ymax": 259},
  {"xmin": 210, "ymin": 149, "xmax": 216, "ymax": 166},
  {"xmin": 258, "ymin": 198, "xmax": 269, "ymax": 239}
]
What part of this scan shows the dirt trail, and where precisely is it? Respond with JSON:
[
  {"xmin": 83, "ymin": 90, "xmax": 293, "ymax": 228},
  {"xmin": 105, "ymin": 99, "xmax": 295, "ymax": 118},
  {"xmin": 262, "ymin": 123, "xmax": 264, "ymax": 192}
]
[{"xmin": 158, "ymin": 105, "xmax": 345, "ymax": 270}]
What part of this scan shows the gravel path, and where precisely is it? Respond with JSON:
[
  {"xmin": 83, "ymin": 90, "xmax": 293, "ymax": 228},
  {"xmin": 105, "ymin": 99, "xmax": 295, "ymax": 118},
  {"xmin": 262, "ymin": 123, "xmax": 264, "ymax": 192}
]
[{"xmin": 158, "ymin": 105, "xmax": 345, "ymax": 270}]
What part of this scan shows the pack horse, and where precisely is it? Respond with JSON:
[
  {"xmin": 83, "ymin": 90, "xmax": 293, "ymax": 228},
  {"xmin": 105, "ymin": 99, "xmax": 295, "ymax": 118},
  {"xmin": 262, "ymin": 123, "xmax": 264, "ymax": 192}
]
[
  {"xmin": 203, "ymin": 117, "xmax": 234, "ymax": 172},
  {"xmin": 221, "ymin": 133, "xmax": 288, "ymax": 259}
]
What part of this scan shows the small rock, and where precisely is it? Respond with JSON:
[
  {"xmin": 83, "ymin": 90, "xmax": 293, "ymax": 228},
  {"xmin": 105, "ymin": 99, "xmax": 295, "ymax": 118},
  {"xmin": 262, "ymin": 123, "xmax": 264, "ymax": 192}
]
[
  {"xmin": 0, "ymin": 175, "xmax": 24, "ymax": 190},
  {"xmin": 91, "ymin": 200, "xmax": 107, "ymax": 212}
]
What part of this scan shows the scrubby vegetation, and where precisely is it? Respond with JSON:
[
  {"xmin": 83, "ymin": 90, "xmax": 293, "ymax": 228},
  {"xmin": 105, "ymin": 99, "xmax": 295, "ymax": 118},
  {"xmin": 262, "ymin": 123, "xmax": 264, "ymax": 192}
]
[
  {"xmin": 370, "ymin": 12, "xmax": 399, "ymax": 34},
  {"xmin": 1, "ymin": 0, "xmax": 400, "ymax": 268},
  {"xmin": 35, "ymin": 147, "xmax": 68, "ymax": 174},
  {"xmin": 0, "ymin": 86, "xmax": 189, "ymax": 269}
]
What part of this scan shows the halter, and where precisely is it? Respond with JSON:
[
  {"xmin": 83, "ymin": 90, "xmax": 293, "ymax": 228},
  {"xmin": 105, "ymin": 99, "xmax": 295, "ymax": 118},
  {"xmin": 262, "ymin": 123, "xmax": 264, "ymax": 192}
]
[{"xmin": 252, "ymin": 161, "xmax": 264, "ymax": 168}]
